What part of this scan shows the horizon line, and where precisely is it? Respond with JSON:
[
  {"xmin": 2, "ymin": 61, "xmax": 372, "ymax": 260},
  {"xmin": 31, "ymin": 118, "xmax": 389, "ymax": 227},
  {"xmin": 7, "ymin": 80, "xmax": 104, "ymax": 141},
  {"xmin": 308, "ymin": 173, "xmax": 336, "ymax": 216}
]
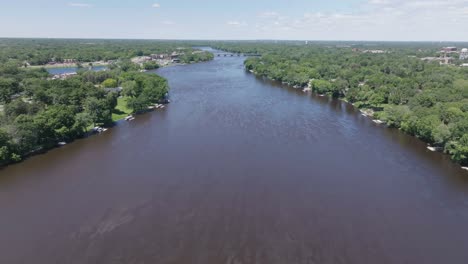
[{"xmin": 1, "ymin": 37, "xmax": 468, "ymax": 43}]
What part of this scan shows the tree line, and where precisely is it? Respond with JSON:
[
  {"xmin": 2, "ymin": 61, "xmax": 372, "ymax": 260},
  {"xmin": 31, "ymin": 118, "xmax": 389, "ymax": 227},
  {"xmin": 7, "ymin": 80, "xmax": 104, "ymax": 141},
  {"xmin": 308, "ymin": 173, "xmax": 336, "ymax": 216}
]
[{"xmin": 0, "ymin": 38, "xmax": 213, "ymax": 66}]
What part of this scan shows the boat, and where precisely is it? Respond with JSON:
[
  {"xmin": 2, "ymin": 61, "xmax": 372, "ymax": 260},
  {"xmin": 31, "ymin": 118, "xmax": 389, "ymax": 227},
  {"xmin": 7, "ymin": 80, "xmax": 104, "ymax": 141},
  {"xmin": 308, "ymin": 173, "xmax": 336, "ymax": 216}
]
[
  {"xmin": 372, "ymin": 120, "xmax": 385, "ymax": 124},
  {"xmin": 57, "ymin": 142, "xmax": 67, "ymax": 146},
  {"xmin": 93, "ymin": 126, "xmax": 109, "ymax": 133},
  {"xmin": 462, "ymin": 167, "xmax": 468, "ymax": 172},
  {"xmin": 427, "ymin": 146, "xmax": 443, "ymax": 152},
  {"xmin": 124, "ymin": 115, "xmax": 134, "ymax": 121}
]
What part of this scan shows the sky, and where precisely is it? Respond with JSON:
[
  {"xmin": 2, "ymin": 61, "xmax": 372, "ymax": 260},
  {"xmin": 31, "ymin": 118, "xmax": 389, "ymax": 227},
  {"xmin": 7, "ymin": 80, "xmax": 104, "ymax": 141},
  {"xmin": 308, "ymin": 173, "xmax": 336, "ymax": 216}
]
[{"xmin": 1, "ymin": 0, "xmax": 468, "ymax": 41}]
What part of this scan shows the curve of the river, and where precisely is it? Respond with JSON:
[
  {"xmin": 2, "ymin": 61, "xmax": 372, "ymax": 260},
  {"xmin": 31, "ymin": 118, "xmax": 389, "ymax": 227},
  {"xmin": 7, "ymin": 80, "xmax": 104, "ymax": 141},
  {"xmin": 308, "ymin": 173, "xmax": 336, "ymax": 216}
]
[{"xmin": 1, "ymin": 48, "xmax": 468, "ymax": 264}]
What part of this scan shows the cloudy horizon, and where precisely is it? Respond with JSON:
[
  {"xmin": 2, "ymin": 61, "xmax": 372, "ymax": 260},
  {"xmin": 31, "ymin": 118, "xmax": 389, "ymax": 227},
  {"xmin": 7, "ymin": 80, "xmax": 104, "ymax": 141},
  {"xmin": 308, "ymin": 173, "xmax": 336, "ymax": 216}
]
[{"xmin": 1, "ymin": 0, "xmax": 468, "ymax": 41}]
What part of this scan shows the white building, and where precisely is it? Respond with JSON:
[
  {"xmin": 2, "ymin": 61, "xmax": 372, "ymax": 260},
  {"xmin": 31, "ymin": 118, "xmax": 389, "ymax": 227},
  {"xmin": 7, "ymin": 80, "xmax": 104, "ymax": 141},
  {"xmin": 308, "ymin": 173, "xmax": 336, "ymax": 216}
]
[{"xmin": 460, "ymin": 48, "xmax": 468, "ymax": 60}]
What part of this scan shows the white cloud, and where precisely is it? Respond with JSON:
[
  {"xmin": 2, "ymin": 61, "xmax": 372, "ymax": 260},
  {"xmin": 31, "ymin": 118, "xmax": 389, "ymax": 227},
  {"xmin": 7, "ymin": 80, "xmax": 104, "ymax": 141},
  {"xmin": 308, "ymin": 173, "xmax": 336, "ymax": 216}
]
[
  {"xmin": 258, "ymin": 11, "xmax": 279, "ymax": 18},
  {"xmin": 10, "ymin": 0, "xmax": 468, "ymax": 40},
  {"xmin": 227, "ymin": 21, "xmax": 248, "ymax": 26},
  {"xmin": 248, "ymin": 0, "xmax": 468, "ymax": 41},
  {"xmin": 68, "ymin": 2, "xmax": 92, "ymax": 8},
  {"xmin": 368, "ymin": 0, "xmax": 390, "ymax": 5}
]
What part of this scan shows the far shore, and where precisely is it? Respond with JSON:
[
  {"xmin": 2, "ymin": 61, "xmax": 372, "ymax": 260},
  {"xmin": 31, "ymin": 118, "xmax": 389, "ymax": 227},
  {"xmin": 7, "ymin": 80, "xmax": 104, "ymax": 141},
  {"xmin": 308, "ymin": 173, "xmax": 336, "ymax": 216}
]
[
  {"xmin": 245, "ymin": 68, "xmax": 468, "ymax": 170},
  {"xmin": 28, "ymin": 61, "xmax": 110, "ymax": 69}
]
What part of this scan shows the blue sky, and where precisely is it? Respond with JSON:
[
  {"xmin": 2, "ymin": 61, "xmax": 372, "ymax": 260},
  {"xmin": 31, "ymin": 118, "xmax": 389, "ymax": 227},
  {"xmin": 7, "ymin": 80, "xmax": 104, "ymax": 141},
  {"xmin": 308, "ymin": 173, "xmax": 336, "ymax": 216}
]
[{"xmin": 1, "ymin": 0, "xmax": 468, "ymax": 41}]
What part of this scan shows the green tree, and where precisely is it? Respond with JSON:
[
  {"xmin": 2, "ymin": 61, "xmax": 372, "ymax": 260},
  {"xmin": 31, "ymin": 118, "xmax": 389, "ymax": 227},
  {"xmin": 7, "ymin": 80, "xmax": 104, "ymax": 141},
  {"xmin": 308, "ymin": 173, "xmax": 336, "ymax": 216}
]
[
  {"xmin": 0, "ymin": 78, "xmax": 18, "ymax": 103},
  {"xmin": 126, "ymin": 96, "xmax": 148, "ymax": 113},
  {"xmin": 311, "ymin": 79, "xmax": 332, "ymax": 94},
  {"xmin": 101, "ymin": 78, "xmax": 118, "ymax": 88},
  {"xmin": 433, "ymin": 123, "xmax": 451, "ymax": 146},
  {"xmin": 121, "ymin": 81, "xmax": 138, "ymax": 97},
  {"xmin": 447, "ymin": 134, "xmax": 468, "ymax": 165},
  {"xmin": 4, "ymin": 100, "xmax": 31, "ymax": 118},
  {"xmin": 84, "ymin": 97, "xmax": 112, "ymax": 126},
  {"xmin": 143, "ymin": 61, "xmax": 160, "ymax": 70},
  {"xmin": 414, "ymin": 114, "xmax": 440, "ymax": 142},
  {"xmin": 0, "ymin": 129, "xmax": 19, "ymax": 165}
]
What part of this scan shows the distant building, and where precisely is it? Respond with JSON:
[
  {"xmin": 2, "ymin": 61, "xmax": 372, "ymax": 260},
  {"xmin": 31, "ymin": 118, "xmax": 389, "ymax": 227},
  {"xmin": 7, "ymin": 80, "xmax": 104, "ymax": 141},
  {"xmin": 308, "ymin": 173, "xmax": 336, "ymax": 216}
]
[
  {"xmin": 440, "ymin": 56, "xmax": 453, "ymax": 65},
  {"xmin": 363, "ymin": 50, "xmax": 386, "ymax": 54},
  {"xmin": 151, "ymin": 54, "xmax": 168, "ymax": 59},
  {"xmin": 460, "ymin": 48, "xmax": 468, "ymax": 60},
  {"xmin": 421, "ymin": 56, "xmax": 454, "ymax": 65},
  {"xmin": 170, "ymin": 52, "xmax": 179, "ymax": 59},
  {"xmin": 441, "ymin": 47, "xmax": 458, "ymax": 53},
  {"xmin": 51, "ymin": 72, "xmax": 77, "ymax": 80},
  {"xmin": 131, "ymin": 56, "xmax": 151, "ymax": 64},
  {"xmin": 103, "ymin": 87, "xmax": 123, "ymax": 93}
]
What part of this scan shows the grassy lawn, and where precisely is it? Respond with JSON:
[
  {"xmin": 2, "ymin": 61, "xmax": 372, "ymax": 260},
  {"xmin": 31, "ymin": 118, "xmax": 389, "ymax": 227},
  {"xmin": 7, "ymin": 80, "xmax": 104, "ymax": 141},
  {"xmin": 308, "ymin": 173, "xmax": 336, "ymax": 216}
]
[{"xmin": 112, "ymin": 97, "xmax": 132, "ymax": 122}]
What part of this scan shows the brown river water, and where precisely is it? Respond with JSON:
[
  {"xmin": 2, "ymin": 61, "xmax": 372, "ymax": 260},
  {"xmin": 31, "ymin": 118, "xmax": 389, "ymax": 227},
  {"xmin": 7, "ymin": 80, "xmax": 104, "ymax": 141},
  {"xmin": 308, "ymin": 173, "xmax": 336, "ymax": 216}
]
[{"xmin": 1, "ymin": 48, "xmax": 468, "ymax": 264}]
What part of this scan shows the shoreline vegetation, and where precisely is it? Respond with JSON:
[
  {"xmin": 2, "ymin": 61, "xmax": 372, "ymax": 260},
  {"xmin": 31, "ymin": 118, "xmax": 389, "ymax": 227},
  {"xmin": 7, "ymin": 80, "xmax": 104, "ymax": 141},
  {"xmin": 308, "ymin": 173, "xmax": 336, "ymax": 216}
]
[
  {"xmin": 0, "ymin": 39, "xmax": 214, "ymax": 168},
  {"xmin": 249, "ymin": 69, "xmax": 468, "ymax": 170},
  {"xmin": 28, "ymin": 61, "xmax": 110, "ymax": 69},
  {"xmin": 211, "ymin": 42, "xmax": 468, "ymax": 168}
]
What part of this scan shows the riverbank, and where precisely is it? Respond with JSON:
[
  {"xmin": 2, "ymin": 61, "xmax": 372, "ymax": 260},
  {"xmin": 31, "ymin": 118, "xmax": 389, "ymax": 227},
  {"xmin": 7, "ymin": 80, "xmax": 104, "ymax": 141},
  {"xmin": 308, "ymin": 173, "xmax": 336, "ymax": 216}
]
[
  {"xmin": 1, "ymin": 55, "xmax": 209, "ymax": 168},
  {"xmin": 0, "ymin": 62, "xmax": 170, "ymax": 168},
  {"xmin": 246, "ymin": 68, "xmax": 468, "ymax": 172},
  {"xmin": 0, "ymin": 97, "xmax": 169, "ymax": 169}
]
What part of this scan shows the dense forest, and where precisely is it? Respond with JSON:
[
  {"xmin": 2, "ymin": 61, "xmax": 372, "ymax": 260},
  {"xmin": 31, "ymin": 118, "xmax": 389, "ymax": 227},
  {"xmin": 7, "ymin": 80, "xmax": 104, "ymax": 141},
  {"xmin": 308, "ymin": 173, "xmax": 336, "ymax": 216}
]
[
  {"xmin": 0, "ymin": 39, "xmax": 214, "ymax": 166},
  {"xmin": 212, "ymin": 42, "xmax": 468, "ymax": 166},
  {"xmin": 0, "ymin": 38, "xmax": 213, "ymax": 65}
]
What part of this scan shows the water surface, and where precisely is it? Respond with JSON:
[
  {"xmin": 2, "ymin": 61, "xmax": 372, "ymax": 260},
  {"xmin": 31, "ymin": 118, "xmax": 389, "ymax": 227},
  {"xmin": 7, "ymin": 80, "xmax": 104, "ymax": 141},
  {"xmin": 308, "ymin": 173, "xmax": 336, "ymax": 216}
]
[{"xmin": 1, "ymin": 49, "xmax": 468, "ymax": 264}]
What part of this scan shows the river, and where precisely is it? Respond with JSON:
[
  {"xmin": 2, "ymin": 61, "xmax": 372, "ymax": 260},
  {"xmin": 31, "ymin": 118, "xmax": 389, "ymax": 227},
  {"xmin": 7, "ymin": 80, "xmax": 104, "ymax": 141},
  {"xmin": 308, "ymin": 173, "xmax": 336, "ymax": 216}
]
[{"xmin": 1, "ymin": 48, "xmax": 468, "ymax": 264}]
